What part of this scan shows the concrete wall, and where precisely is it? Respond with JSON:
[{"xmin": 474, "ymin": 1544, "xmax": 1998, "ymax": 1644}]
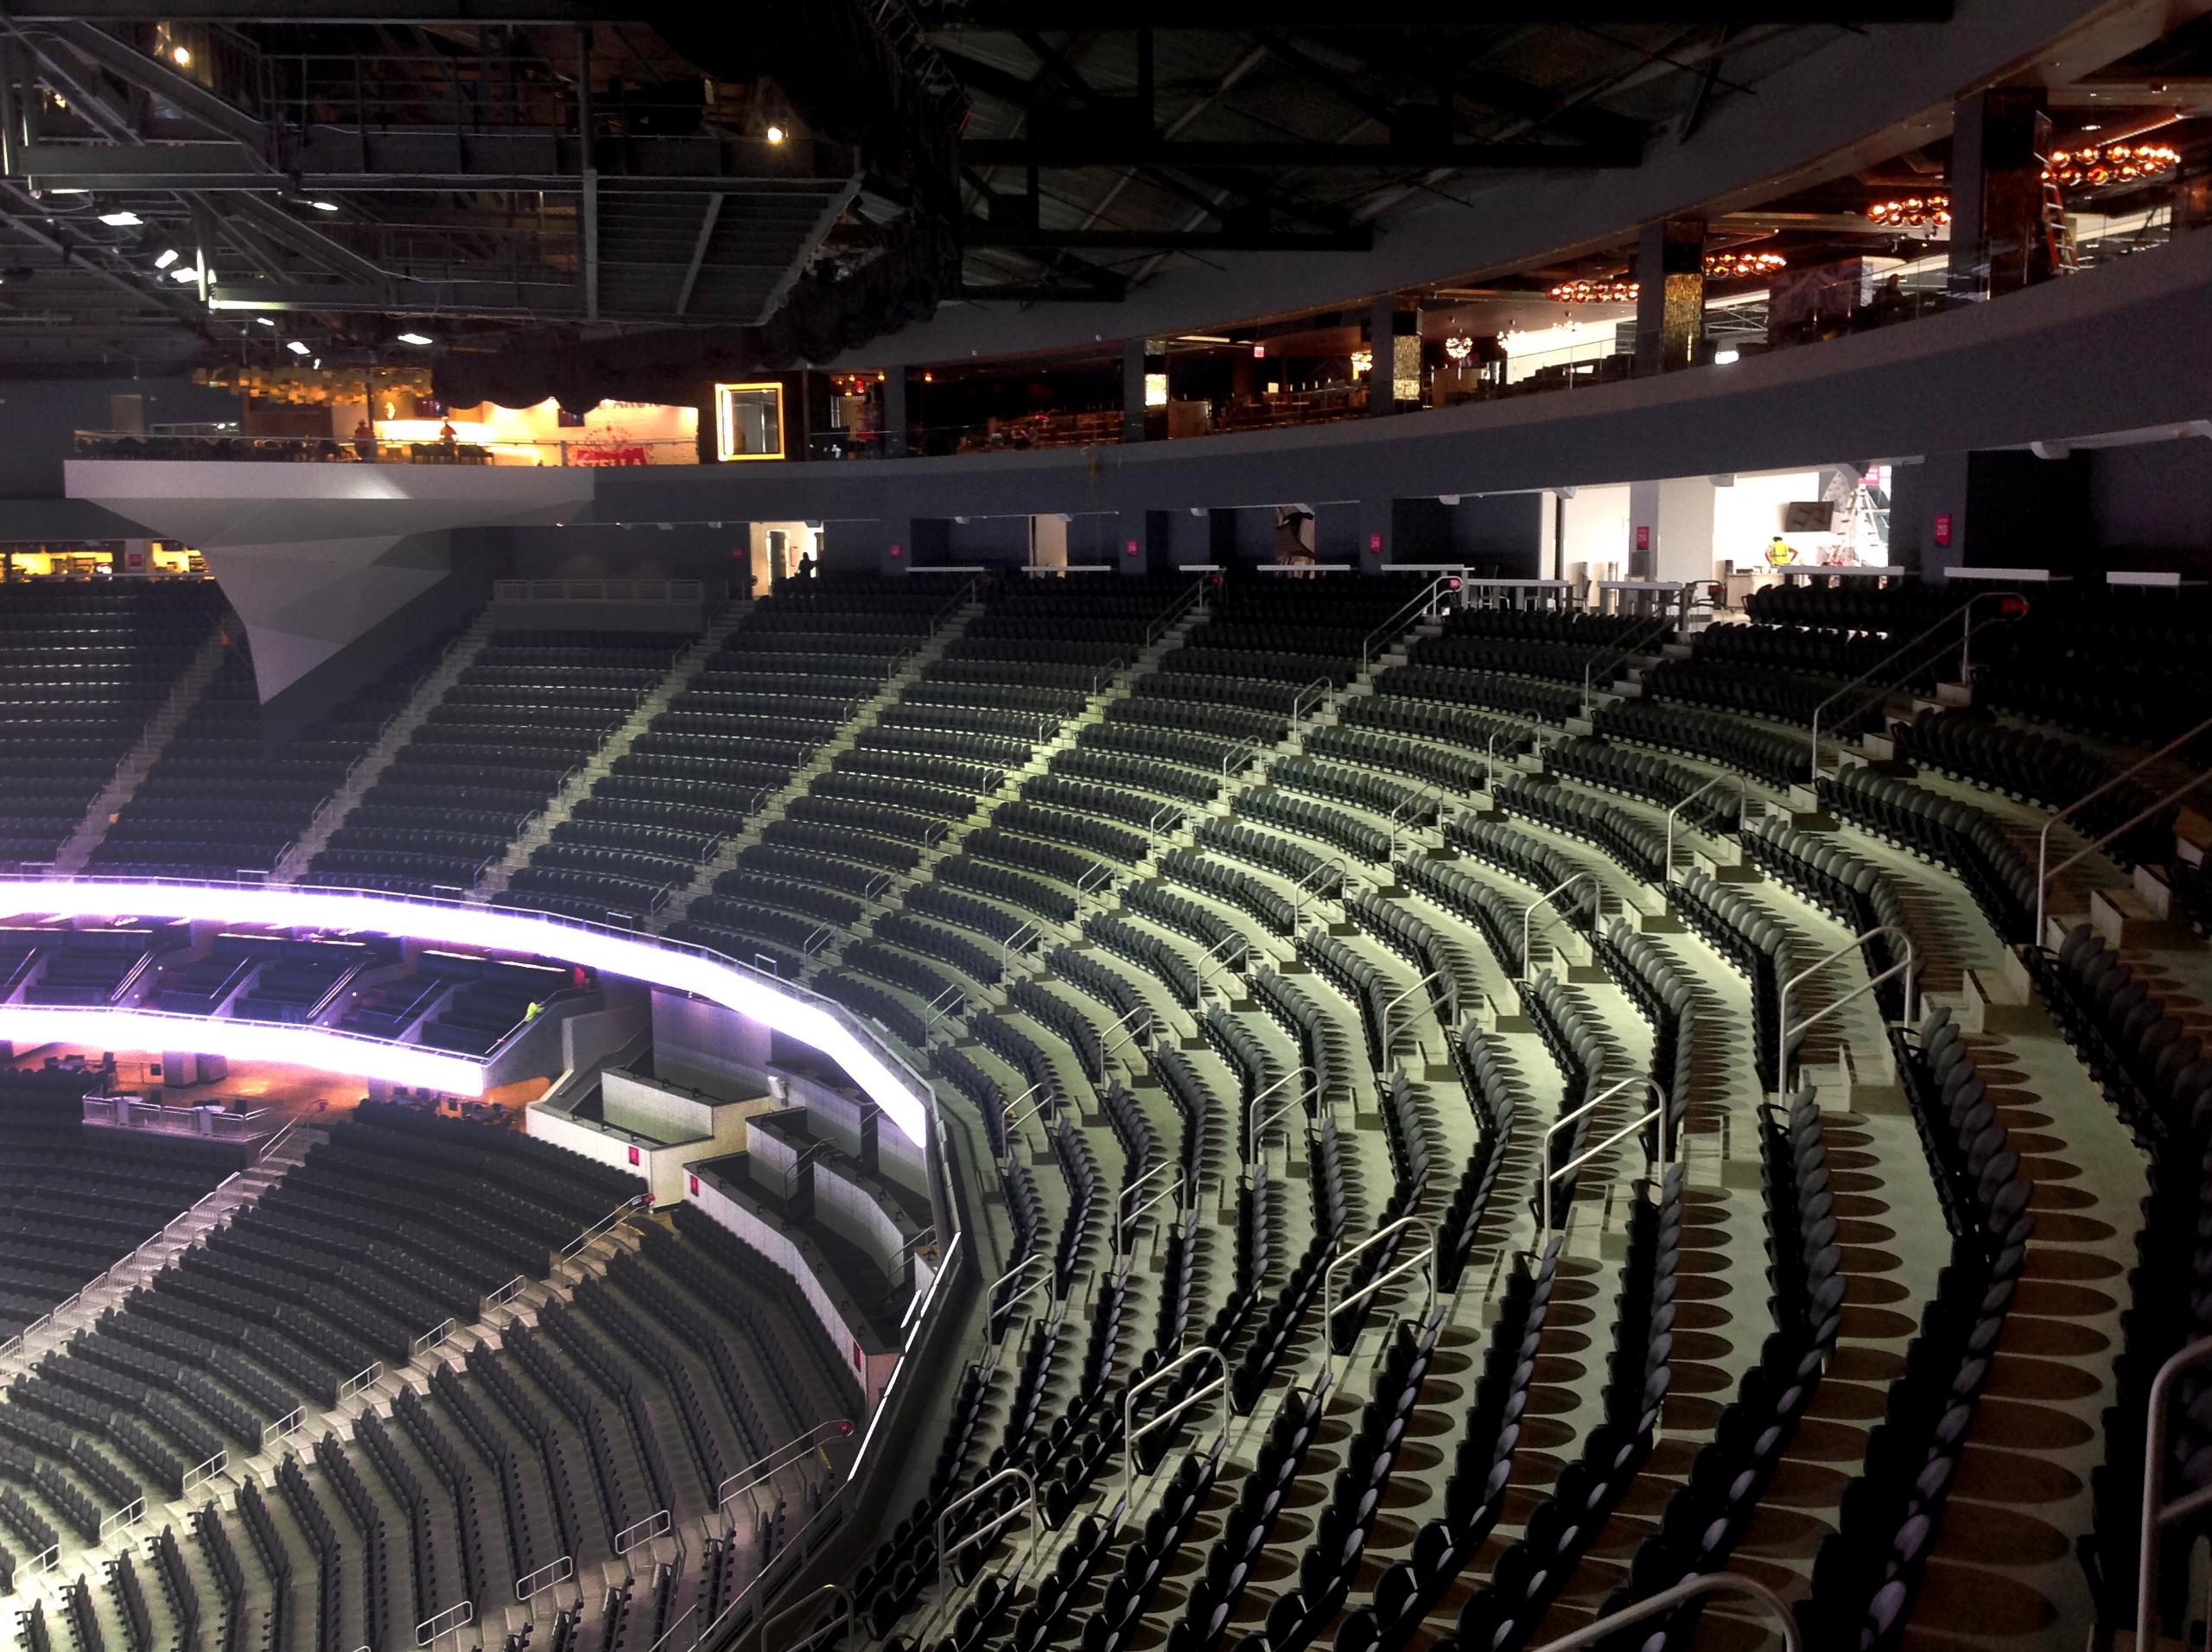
[
  {"xmin": 686, "ymin": 1172, "xmax": 895, "ymax": 1410},
  {"xmin": 651, "ymin": 991, "xmax": 772, "ymax": 1096}
]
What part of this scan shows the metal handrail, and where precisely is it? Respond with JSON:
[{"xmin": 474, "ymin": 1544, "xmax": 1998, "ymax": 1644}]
[
  {"xmin": 1197, "ymin": 928, "xmax": 1250, "ymax": 994},
  {"xmin": 1145, "ymin": 575, "xmax": 1211, "ymax": 647},
  {"xmin": 1527, "ymin": 1571, "xmax": 1800, "ymax": 1652},
  {"xmin": 936, "ymin": 1471, "xmax": 1039, "ymax": 1605},
  {"xmin": 1805, "ymin": 590, "xmax": 2022, "ymax": 782},
  {"xmin": 988, "ymin": 1255, "xmax": 1054, "ymax": 1342},
  {"xmin": 1770, "ymin": 924, "xmax": 1917, "ymax": 1098},
  {"xmin": 1116, "ymin": 1160, "xmax": 1186, "ymax": 1255},
  {"xmin": 1379, "ymin": 968, "xmax": 1454, "ymax": 1065},
  {"xmin": 758, "ymin": 1585, "xmax": 850, "ymax": 1652},
  {"xmin": 1538, "ymin": 1076, "xmax": 1669, "ymax": 1233},
  {"xmin": 1221, "ymin": 735, "xmax": 1265, "ymax": 780},
  {"xmin": 2137, "ymin": 1337, "xmax": 2212, "ymax": 1643},
  {"xmin": 1662, "ymin": 772, "xmax": 1749, "ymax": 885},
  {"xmin": 1122, "ymin": 1344, "xmax": 1230, "ymax": 1510},
  {"xmin": 1359, "ymin": 573, "xmax": 1457, "ymax": 672},
  {"xmin": 1290, "ymin": 853, "xmax": 1351, "ymax": 925},
  {"xmin": 1247, "ymin": 1065, "xmax": 1309, "ymax": 1167},
  {"xmin": 997, "ymin": 1080, "xmax": 1057, "ymax": 1161},
  {"xmin": 2032, "ymin": 710, "xmax": 2212, "ymax": 944},
  {"xmin": 1580, "ymin": 607, "xmax": 1682, "ymax": 713},
  {"xmin": 1246, "ymin": 1068, "xmax": 1315, "ymax": 1168},
  {"xmin": 1292, "ymin": 675, "xmax": 1335, "ymax": 721},
  {"xmin": 1387, "ymin": 781, "xmax": 1446, "ymax": 858},
  {"xmin": 1103, "ymin": 1002, "xmax": 1154, "ymax": 1064},
  {"xmin": 1319, "ymin": 1215, "xmax": 1437, "ymax": 1388},
  {"xmin": 1521, "ymin": 872, "xmax": 1597, "ymax": 982},
  {"xmin": 715, "ymin": 1419, "xmax": 856, "ymax": 1511}
]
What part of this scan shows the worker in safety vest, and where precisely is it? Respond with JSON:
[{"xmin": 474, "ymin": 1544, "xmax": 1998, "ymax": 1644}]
[{"xmin": 1766, "ymin": 535, "xmax": 1798, "ymax": 567}]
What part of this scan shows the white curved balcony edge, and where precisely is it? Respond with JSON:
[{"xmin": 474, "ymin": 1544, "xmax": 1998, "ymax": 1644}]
[{"xmin": 0, "ymin": 877, "xmax": 933, "ymax": 1146}]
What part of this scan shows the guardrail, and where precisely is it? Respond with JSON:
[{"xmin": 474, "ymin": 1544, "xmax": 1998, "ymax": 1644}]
[
  {"xmin": 493, "ymin": 579, "xmax": 717, "ymax": 602},
  {"xmin": 2031, "ymin": 709, "xmax": 2212, "ymax": 944},
  {"xmin": 1539, "ymin": 1076, "xmax": 1669, "ymax": 1234},
  {"xmin": 1770, "ymin": 924, "xmax": 1917, "ymax": 1099},
  {"xmin": 1122, "ymin": 1345, "xmax": 1229, "ymax": 1509},
  {"xmin": 1805, "ymin": 592, "xmax": 2024, "ymax": 781},
  {"xmin": 1319, "ymin": 1216, "xmax": 1436, "ymax": 1388}
]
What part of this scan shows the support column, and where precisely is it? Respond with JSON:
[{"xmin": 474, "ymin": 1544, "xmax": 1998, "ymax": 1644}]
[
  {"xmin": 1368, "ymin": 292, "xmax": 1404, "ymax": 417},
  {"xmin": 1633, "ymin": 218, "xmax": 1706, "ymax": 374},
  {"xmin": 1122, "ymin": 338, "xmax": 1146, "ymax": 443},
  {"xmin": 1948, "ymin": 87, "xmax": 2054, "ymax": 300},
  {"xmin": 881, "ymin": 371, "xmax": 908, "ymax": 459}
]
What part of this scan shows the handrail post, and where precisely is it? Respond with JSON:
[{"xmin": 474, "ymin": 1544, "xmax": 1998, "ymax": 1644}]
[
  {"xmin": 1524, "ymin": 1572, "xmax": 1800, "ymax": 1652},
  {"xmin": 1771, "ymin": 924, "xmax": 1917, "ymax": 1098},
  {"xmin": 758, "ymin": 1585, "xmax": 849, "ymax": 1652},
  {"xmin": 1121, "ymin": 1344, "xmax": 1230, "ymax": 1513},
  {"xmin": 1662, "ymin": 772, "xmax": 1748, "ymax": 885},
  {"xmin": 1380, "ymin": 967, "xmax": 1452, "ymax": 1064},
  {"xmin": 1319, "ymin": 1215, "xmax": 1438, "ymax": 1388},
  {"xmin": 1806, "ymin": 590, "xmax": 2024, "ymax": 782},
  {"xmin": 1521, "ymin": 872, "xmax": 1597, "ymax": 982},
  {"xmin": 1537, "ymin": 1076, "xmax": 1669, "ymax": 1233},
  {"xmin": 2032, "ymin": 709, "xmax": 2212, "ymax": 945},
  {"xmin": 1246, "ymin": 1067, "xmax": 1315, "ymax": 1168},
  {"xmin": 2137, "ymin": 1337, "xmax": 2212, "ymax": 1645},
  {"xmin": 1116, "ymin": 1160, "xmax": 1186, "ymax": 1255},
  {"xmin": 934, "ymin": 1470, "xmax": 1038, "ymax": 1605}
]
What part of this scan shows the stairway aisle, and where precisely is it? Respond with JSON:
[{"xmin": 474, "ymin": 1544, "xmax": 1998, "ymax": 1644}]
[
  {"xmin": 274, "ymin": 612, "xmax": 502, "ymax": 884},
  {"xmin": 54, "ymin": 619, "xmax": 234, "ymax": 876},
  {"xmin": 652, "ymin": 595, "xmax": 987, "ymax": 933},
  {"xmin": 474, "ymin": 602, "xmax": 753, "ymax": 901}
]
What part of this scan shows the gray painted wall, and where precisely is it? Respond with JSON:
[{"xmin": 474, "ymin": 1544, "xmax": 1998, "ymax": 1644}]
[{"xmin": 0, "ymin": 377, "xmax": 237, "ymax": 498}]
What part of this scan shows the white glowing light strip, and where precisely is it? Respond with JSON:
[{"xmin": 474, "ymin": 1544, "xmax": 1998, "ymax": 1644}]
[
  {"xmin": 3, "ymin": 882, "xmax": 931, "ymax": 1145},
  {"xmin": 0, "ymin": 1002, "xmax": 485, "ymax": 1094}
]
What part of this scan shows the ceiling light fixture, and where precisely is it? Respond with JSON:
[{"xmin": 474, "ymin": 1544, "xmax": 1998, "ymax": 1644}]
[
  {"xmin": 1549, "ymin": 278, "xmax": 1638, "ymax": 304},
  {"xmin": 396, "ymin": 332, "xmax": 432, "ymax": 346},
  {"xmin": 169, "ymin": 265, "xmax": 200, "ymax": 283},
  {"xmin": 309, "ymin": 200, "xmax": 339, "ymax": 213},
  {"xmin": 2048, "ymin": 141, "xmax": 2179, "ymax": 190},
  {"xmin": 1866, "ymin": 193, "xmax": 1950, "ymax": 228},
  {"xmin": 97, "ymin": 211, "xmax": 141, "ymax": 227},
  {"xmin": 170, "ymin": 45, "xmax": 191, "ymax": 67},
  {"xmin": 285, "ymin": 340, "xmax": 310, "ymax": 355},
  {"xmin": 152, "ymin": 248, "xmax": 179, "ymax": 269},
  {"xmin": 1442, "ymin": 334, "xmax": 1474, "ymax": 361},
  {"xmin": 1702, "ymin": 250, "xmax": 1787, "ymax": 280},
  {"xmin": 254, "ymin": 316, "xmax": 275, "ymax": 327},
  {"xmin": 765, "ymin": 124, "xmax": 786, "ymax": 144}
]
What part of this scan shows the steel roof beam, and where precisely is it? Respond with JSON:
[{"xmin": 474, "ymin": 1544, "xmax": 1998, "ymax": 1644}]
[{"xmin": 960, "ymin": 136, "xmax": 1637, "ymax": 168}]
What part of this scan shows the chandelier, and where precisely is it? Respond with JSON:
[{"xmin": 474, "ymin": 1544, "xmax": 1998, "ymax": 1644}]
[
  {"xmin": 1443, "ymin": 334, "xmax": 1474, "ymax": 361},
  {"xmin": 1703, "ymin": 250, "xmax": 1787, "ymax": 279},
  {"xmin": 2047, "ymin": 141, "xmax": 2180, "ymax": 189},
  {"xmin": 1866, "ymin": 193, "xmax": 1951, "ymax": 228},
  {"xmin": 1351, "ymin": 349, "xmax": 1372, "ymax": 375},
  {"xmin": 1549, "ymin": 278, "xmax": 1638, "ymax": 303}
]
